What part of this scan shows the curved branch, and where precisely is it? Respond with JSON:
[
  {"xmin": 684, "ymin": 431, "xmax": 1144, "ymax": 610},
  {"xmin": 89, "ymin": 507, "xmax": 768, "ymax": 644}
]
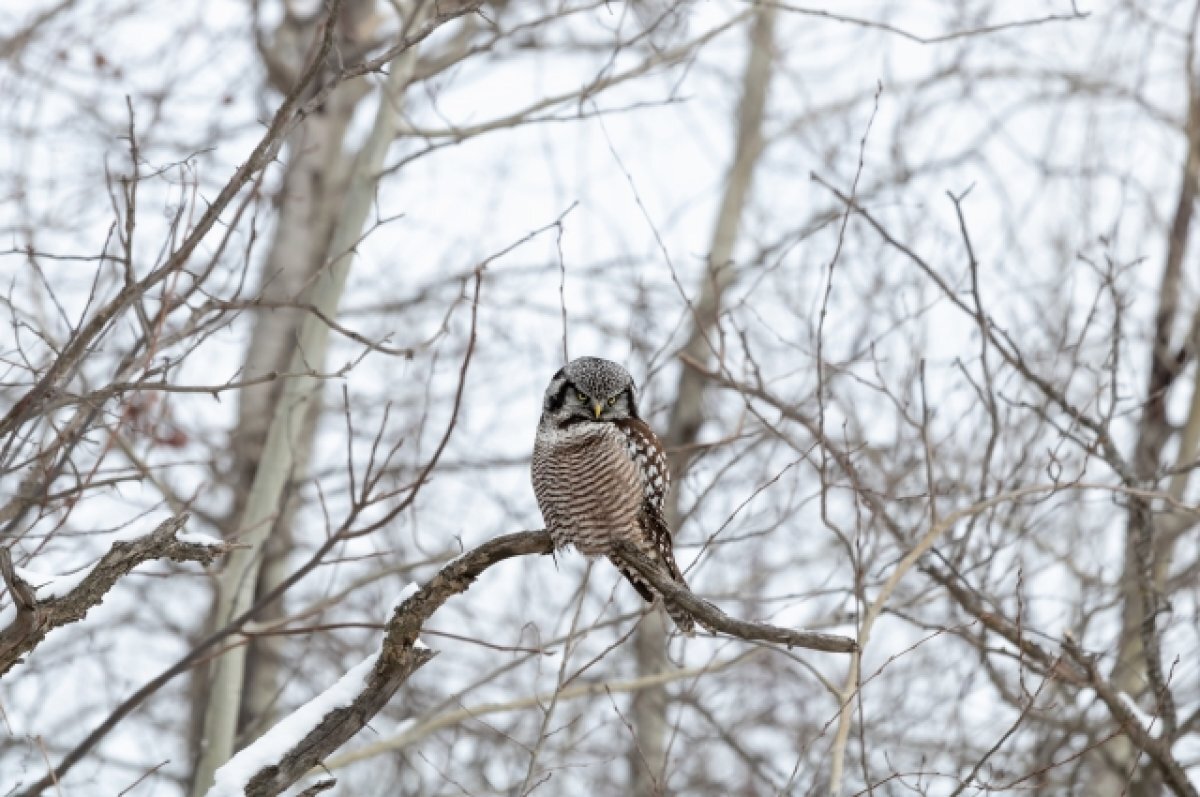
[
  {"xmin": 612, "ymin": 541, "xmax": 856, "ymax": 653},
  {"xmin": 221, "ymin": 530, "xmax": 554, "ymax": 797},
  {"xmin": 0, "ymin": 514, "xmax": 228, "ymax": 677},
  {"xmin": 213, "ymin": 529, "xmax": 853, "ymax": 796}
]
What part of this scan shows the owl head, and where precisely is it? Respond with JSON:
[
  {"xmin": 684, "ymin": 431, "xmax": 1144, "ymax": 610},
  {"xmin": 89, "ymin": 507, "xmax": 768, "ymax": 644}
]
[{"xmin": 540, "ymin": 356, "xmax": 640, "ymax": 427}]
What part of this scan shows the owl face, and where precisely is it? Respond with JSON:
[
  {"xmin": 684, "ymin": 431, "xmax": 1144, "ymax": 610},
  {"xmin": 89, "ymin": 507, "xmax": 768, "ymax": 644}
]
[{"xmin": 540, "ymin": 356, "xmax": 640, "ymax": 428}]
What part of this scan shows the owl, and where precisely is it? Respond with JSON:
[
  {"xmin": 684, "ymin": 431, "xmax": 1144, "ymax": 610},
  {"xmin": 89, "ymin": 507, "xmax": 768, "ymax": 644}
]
[{"xmin": 532, "ymin": 356, "xmax": 695, "ymax": 632}]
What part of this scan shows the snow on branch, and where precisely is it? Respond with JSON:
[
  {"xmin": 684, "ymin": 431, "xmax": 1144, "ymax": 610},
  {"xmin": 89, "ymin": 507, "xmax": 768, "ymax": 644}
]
[
  {"xmin": 212, "ymin": 530, "xmax": 855, "ymax": 796},
  {"xmin": 207, "ymin": 582, "xmax": 434, "ymax": 796},
  {"xmin": 207, "ymin": 652, "xmax": 383, "ymax": 797},
  {"xmin": 1062, "ymin": 634, "xmax": 1199, "ymax": 797},
  {"xmin": 207, "ymin": 530, "xmax": 552, "ymax": 797},
  {"xmin": 0, "ymin": 514, "xmax": 229, "ymax": 677}
]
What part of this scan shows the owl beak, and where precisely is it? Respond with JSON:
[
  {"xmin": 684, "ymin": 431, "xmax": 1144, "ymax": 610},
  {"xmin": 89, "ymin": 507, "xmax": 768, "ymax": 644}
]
[{"xmin": 593, "ymin": 402, "xmax": 604, "ymax": 419}]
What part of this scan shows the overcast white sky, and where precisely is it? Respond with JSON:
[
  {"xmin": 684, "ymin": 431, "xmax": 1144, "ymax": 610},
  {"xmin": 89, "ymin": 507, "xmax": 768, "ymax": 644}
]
[{"xmin": 2, "ymin": 1, "xmax": 1199, "ymax": 794}]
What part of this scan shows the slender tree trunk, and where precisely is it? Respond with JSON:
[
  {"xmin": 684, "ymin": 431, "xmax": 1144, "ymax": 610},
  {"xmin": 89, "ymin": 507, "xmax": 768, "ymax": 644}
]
[
  {"xmin": 1096, "ymin": 74, "xmax": 1200, "ymax": 797},
  {"xmin": 233, "ymin": 29, "xmax": 371, "ymax": 752},
  {"xmin": 627, "ymin": 7, "xmax": 775, "ymax": 795},
  {"xmin": 185, "ymin": 2, "xmax": 378, "ymax": 769},
  {"xmin": 188, "ymin": 9, "xmax": 426, "ymax": 791}
]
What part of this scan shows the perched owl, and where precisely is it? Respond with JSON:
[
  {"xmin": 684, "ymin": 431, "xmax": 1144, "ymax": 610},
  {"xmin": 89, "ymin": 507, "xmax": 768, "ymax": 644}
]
[{"xmin": 532, "ymin": 356, "xmax": 695, "ymax": 632}]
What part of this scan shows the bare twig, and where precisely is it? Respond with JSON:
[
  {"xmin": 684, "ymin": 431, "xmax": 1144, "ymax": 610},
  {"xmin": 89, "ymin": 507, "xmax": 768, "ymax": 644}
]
[
  {"xmin": 763, "ymin": 2, "xmax": 1087, "ymax": 45},
  {"xmin": 0, "ymin": 0, "xmax": 347, "ymax": 447}
]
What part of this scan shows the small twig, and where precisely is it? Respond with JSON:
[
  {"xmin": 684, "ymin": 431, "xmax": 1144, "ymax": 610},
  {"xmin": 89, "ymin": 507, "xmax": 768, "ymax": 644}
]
[
  {"xmin": 556, "ymin": 213, "xmax": 570, "ymax": 364},
  {"xmin": 0, "ymin": 0, "xmax": 349, "ymax": 443},
  {"xmin": 764, "ymin": 2, "xmax": 1087, "ymax": 45},
  {"xmin": 115, "ymin": 760, "xmax": 169, "ymax": 796}
]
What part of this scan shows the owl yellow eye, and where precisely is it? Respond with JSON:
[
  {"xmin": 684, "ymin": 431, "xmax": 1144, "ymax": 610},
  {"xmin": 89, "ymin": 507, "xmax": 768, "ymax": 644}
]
[
  {"xmin": 607, "ymin": 396, "xmax": 616, "ymax": 406},
  {"xmin": 576, "ymin": 391, "xmax": 587, "ymax": 403}
]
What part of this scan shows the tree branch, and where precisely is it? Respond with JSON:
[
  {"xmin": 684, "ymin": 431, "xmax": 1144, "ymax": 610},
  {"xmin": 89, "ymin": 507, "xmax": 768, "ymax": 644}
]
[
  {"xmin": 205, "ymin": 528, "xmax": 854, "ymax": 796},
  {"xmin": 1063, "ymin": 636, "xmax": 1200, "ymax": 797},
  {"xmin": 0, "ymin": 0, "xmax": 346, "ymax": 446},
  {"xmin": 612, "ymin": 541, "xmax": 855, "ymax": 652},
  {"xmin": 0, "ymin": 514, "xmax": 228, "ymax": 677},
  {"xmin": 218, "ymin": 530, "xmax": 553, "ymax": 797}
]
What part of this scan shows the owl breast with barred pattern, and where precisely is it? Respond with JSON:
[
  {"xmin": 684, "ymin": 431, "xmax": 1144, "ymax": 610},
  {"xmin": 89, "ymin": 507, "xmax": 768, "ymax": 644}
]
[{"xmin": 533, "ymin": 418, "xmax": 664, "ymax": 555}]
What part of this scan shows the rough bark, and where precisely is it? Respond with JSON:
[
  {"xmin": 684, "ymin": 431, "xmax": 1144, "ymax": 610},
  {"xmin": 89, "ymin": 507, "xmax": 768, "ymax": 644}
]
[
  {"xmin": 628, "ymin": 7, "xmax": 776, "ymax": 795},
  {"xmin": 0, "ymin": 515, "xmax": 227, "ymax": 677}
]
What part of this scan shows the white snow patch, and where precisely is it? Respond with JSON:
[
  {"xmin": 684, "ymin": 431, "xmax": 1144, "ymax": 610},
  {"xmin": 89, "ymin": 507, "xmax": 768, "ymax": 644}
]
[
  {"xmin": 396, "ymin": 581, "xmax": 420, "ymax": 604},
  {"xmin": 175, "ymin": 529, "xmax": 224, "ymax": 546},
  {"xmin": 109, "ymin": 524, "xmax": 156, "ymax": 542},
  {"xmin": 1118, "ymin": 691, "xmax": 1159, "ymax": 734},
  {"xmin": 206, "ymin": 651, "xmax": 380, "ymax": 797},
  {"xmin": 15, "ymin": 566, "xmax": 91, "ymax": 601}
]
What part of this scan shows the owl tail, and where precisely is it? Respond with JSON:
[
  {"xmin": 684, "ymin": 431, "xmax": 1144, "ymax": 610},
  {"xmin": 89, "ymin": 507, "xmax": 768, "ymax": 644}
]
[
  {"xmin": 613, "ymin": 558, "xmax": 697, "ymax": 635},
  {"xmin": 663, "ymin": 596, "xmax": 696, "ymax": 635}
]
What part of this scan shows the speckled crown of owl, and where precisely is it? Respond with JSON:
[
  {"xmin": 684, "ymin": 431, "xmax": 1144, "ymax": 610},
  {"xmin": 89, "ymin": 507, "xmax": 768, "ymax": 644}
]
[
  {"xmin": 564, "ymin": 357, "xmax": 635, "ymax": 400},
  {"xmin": 541, "ymin": 356, "xmax": 640, "ymax": 423}
]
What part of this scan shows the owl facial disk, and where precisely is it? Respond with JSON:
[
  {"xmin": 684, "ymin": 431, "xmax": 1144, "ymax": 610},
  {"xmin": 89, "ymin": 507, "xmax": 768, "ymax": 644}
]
[{"xmin": 540, "ymin": 357, "xmax": 641, "ymax": 428}]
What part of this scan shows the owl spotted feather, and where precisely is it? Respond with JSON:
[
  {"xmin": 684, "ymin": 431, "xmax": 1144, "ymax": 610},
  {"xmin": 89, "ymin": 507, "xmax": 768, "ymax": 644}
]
[{"xmin": 531, "ymin": 356, "xmax": 695, "ymax": 632}]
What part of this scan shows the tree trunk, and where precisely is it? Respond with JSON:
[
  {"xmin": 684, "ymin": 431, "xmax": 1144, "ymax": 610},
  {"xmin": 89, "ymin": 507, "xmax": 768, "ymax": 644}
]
[
  {"xmin": 627, "ymin": 7, "xmax": 776, "ymax": 795},
  {"xmin": 1097, "ymin": 72, "xmax": 1200, "ymax": 797},
  {"xmin": 188, "ymin": 10, "xmax": 425, "ymax": 792},
  {"xmin": 186, "ymin": 2, "xmax": 379, "ymax": 772},
  {"xmin": 233, "ymin": 28, "xmax": 372, "ymax": 754}
]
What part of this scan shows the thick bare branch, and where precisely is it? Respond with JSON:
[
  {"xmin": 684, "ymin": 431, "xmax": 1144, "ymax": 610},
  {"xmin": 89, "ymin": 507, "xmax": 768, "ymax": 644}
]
[
  {"xmin": 0, "ymin": 514, "xmax": 228, "ymax": 677},
  {"xmin": 1064, "ymin": 636, "xmax": 1200, "ymax": 797},
  {"xmin": 220, "ymin": 530, "xmax": 553, "ymax": 797}
]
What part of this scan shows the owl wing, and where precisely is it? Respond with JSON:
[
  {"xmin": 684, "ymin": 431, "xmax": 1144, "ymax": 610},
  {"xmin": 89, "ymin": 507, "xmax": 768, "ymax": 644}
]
[
  {"xmin": 614, "ymin": 418, "xmax": 683, "ymax": 582},
  {"xmin": 614, "ymin": 418, "xmax": 670, "ymax": 511},
  {"xmin": 639, "ymin": 501, "xmax": 685, "ymax": 581},
  {"xmin": 611, "ymin": 418, "xmax": 696, "ymax": 632}
]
